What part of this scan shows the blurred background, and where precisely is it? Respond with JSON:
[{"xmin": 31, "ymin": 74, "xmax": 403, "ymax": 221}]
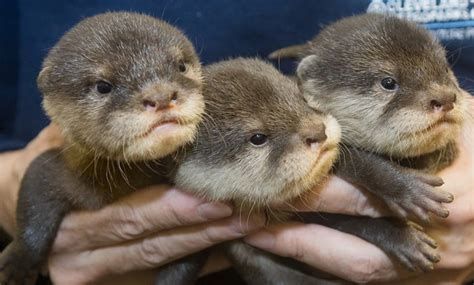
[{"xmin": 1, "ymin": 0, "xmax": 473, "ymax": 151}]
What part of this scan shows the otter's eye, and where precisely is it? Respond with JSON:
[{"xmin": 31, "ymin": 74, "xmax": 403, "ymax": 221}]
[
  {"xmin": 96, "ymin": 81, "xmax": 113, "ymax": 94},
  {"xmin": 380, "ymin": 77, "xmax": 398, "ymax": 91},
  {"xmin": 249, "ymin": 133, "xmax": 268, "ymax": 146},
  {"xmin": 178, "ymin": 60, "xmax": 187, "ymax": 73}
]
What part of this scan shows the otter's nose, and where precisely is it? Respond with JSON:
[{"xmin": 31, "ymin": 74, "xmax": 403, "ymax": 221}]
[
  {"xmin": 142, "ymin": 91, "xmax": 178, "ymax": 112},
  {"xmin": 301, "ymin": 123, "xmax": 327, "ymax": 147},
  {"xmin": 429, "ymin": 93, "xmax": 456, "ymax": 113}
]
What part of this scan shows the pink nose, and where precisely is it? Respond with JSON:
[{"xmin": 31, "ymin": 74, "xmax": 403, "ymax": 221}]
[
  {"xmin": 142, "ymin": 91, "xmax": 178, "ymax": 112},
  {"xmin": 429, "ymin": 93, "xmax": 456, "ymax": 113},
  {"xmin": 301, "ymin": 123, "xmax": 327, "ymax": 147}
]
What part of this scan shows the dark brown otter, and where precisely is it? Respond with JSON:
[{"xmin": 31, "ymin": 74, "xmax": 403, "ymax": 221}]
[
  {"xmin": 154, "ymin": 58, "xmax": 341, "ymax": 285},
  {"xmin": 270, "ymin": 13, "xmax": 470, "ymax": 274},
  {"xmin": 0, "ymin": 12, "xmax": 204, "ymax": 284}
]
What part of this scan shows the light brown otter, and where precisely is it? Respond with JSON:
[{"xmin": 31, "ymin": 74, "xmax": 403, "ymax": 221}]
[
  {"xmin": 154, "ymin": 58, "xmax": 341, "ymax": 285},
  {"xmin": 0, "ymin": 12, "xmax": 204, "ymax": 284},
  {"xmin": 270, "ymin": 13, "xmax": 470, "ymax": 274}
]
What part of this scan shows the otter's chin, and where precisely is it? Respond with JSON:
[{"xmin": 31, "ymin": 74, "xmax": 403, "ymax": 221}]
[
  {"xmin": 273, "ymin": 146, "xmax": 339, "ymax": 205},
  {"xmin": 385, "ymin": 121, "xmax": 462, "ymax": 158},
  {"xmin": 120, "ymin": 123, "xmax": 198, "ymax": 161}
]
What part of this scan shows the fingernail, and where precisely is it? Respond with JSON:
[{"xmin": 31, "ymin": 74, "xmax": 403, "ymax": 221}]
[
  {"xmin": 244, "ymin": 231, "xmax": 275, "ymax": 251},
  {"xmin": 198, "ymin": 202, "xmax": 233, "ymax": 220}
]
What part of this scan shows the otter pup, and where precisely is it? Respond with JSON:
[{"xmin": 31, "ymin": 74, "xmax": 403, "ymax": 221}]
[
  {"xmin": 270, "ymin": 13, "xmax": 470, "ymax": 272},
  {"xmin": 175, "ymin": 59, "xmax": 340, "ymax": 207},
  {"xmin": 154, "ymin": 58, "xmax": 341, "ymax": 284},
  {"xmin": 0, "ymin": 12, "xmax": 204, "ymax": 284}
]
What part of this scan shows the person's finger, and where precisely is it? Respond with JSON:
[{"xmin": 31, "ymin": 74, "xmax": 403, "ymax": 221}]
[
  {"xmin": 245, "ymin": 222, "xmax": 411, "ymax": 283},
  {"xmin": 53, "ymin": 186, "xmax": 233, "ymax": 252},
  {"xmin": 286, "ymin": 176, "xmax": 388, "ymax": 217},
  {"xmin": 49, "ymin": 213, "xmax": 265, "ymax": 284}
]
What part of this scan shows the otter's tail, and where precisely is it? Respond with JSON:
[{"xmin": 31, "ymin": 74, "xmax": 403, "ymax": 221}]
[{"xmin": 268, "ymin": 43, "xmax": 307, "ymax": 60}]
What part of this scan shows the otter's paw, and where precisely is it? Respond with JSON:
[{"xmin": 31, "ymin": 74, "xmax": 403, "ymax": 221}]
[
  {"xmin": 389, "ymin": 223, "xmax": 440, "ymax": 272},
  {"xmin": 0, "ymin": 242, "xmax": 37, "ymax": 285},
  {"xmin": 384, "ymin": 170, "xmax": 453, "ymax": 223}
]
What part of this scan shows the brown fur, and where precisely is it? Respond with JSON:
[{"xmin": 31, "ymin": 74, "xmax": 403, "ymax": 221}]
[
  {"xmin": 0, "ymin": 12, "xmax": 204, "ymax": 284},
  {"xmin": 155, "ymin": 58, "xmax": 341, "ymax": 285},
  {"xmin": 289, "ymin": 13, "xmax": 470, "ymax": 160},
  {"xmin": 37, "ymin": 11, "xmax": 205, "ymax": 195},
  {"xmin": 176, "ymin": 58, "xmax": 340, "ymax": 209},
  {"xmin": 39, "ymin": 12, "xmax": 204, "ymax": 164},
  {"xmin": 269, "ymin": 13, "xmax": 471, "ymax": 277}
]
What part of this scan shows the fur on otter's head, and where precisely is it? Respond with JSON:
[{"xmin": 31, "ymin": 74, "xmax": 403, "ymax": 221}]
[
  {"xmin": 175, "ymin": 58, "xmax": 340, "ymax": 208},
  {"xmin": 296, "ymin": 13, "xmax": 469, "ymax": 158},
  {"xmin": 38, "ymin": 12, "xmax": 204, "ymax": 161}
]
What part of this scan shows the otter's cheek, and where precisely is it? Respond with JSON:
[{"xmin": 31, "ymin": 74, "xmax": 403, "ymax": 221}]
[{"xmin": 176, "ymin": 90, "xmax": 205, "ymax": 123}]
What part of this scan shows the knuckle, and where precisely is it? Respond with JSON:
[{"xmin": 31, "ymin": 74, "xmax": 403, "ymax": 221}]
[
  {"xmin": 114, "ymin": 203, "xmax": 145, "ymax": 239},
  {"xmin": 198, "ymin": 227, "xmax": 221, "ymax": 245},
  {"xmin": 138, "ymin": 238, "xmax": 169, "ymax": 267},
  {"xmin": 162, "ymin": 201, "xmax": 190, "ymax": 227},
  {"xmin": 280, "ymin": 234, "xmax": 306, "ymax": 261},
  {"xmin": 291, "ymin": 243, "xmax": 307, "ymax": 261}
]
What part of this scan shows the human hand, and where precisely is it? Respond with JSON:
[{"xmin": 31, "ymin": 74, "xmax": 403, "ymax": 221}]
[
  {"xmin": 0, "ymin": 125, "xmax": 264, "ymax": 284},
  {"xmin": 0, "ymin": 124, "xmax": 63, "ymax": 234},
  {"xmin": 246, "ymin": 100, "xmax": 474, "ymax": 284},
  {"xmin": 47, "ymin": 185, "xmax": 265, "ymax": 284}
]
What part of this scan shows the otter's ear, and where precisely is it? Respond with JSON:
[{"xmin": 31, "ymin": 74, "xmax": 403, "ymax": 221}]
[
  {"xmin": 37, "ymin": 66, "xmax": 52, "ymax": 94},
  {"xmin": 296, "ymin": 55, "xmax": 318, "ymax": 81}
]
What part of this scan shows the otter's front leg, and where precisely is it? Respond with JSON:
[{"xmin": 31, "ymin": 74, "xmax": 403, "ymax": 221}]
[
  {"xmin": 0, "ymin": 150, "xmax": 102, "ymax": 284},
  {"xmin": 336, "ymin": 147, "xmax": 453, "ymax": 222},
  {"xmin": 313, "ymin": 214, "xmax": 440, "ymax": 272},
  {"xmin": 227, "ymin": 242, "xmax": 336, "ymax": 285},
  {"xmin": 154, "ymin": 251, "xmax": 208, "ymax": 285}
]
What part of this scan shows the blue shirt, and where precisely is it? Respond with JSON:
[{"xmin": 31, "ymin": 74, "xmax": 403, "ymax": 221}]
[{"xmin": 1, "ymin": 0, "xmax": 473, "ymax": 151}]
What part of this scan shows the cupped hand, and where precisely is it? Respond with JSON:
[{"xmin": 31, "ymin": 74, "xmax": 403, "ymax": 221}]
[
  {"xmin": 246, "ymin": 176, "xmax": 402, "ymax": 283},
  {"xmin": 48, "ymin": 186, "xmax": 264, "ymax": 284}
]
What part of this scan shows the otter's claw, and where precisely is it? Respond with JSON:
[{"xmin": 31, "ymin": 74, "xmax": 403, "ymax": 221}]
[
  {"xmin": 390, "ymin": 223, "xmax": 440, "ymax": 272},
  {"xmin": 382, "ymin": 169, "xmax": 452, "ymax": 223}
]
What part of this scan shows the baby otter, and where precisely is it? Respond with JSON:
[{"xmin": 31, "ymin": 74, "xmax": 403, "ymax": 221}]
[
  {"xmin": 175, "ymin": 58, "xmax": 340, "ymax": 207},
  {"xmin": 154, "ymin": 58, "xmax": 341, "ymax": 284},
  {"xmin": 270, "ymin": 13, "xmax": 470, "ymax": 273},
  {"xmin": 0, "ymin": 12, "xmax": 204, "ymax": 283}
]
